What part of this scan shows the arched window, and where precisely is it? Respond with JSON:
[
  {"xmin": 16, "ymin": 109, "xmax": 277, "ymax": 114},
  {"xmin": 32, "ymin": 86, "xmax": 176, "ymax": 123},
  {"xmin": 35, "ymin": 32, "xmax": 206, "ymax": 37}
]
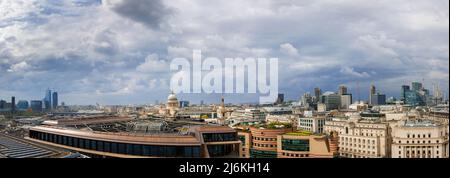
[{"xmin": 346, "ymin": 127, "xmax": 349, "ymax": 134}]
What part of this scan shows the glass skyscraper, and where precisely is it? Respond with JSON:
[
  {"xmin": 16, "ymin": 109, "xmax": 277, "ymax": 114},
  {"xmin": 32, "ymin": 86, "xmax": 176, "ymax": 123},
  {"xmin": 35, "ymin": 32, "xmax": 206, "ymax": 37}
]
[
  {"xmin": 17, "ymin": 100, "xmax": 29, "ymax": 110},
  {"xmin": 403, "ymin": 82, "xmax": 429, "ymax": 107},
  {"xmin": 44, "ymin": 89, "xmax": 52, "ymax": 111},
  {"xmin": 30, "ymin": 100, "xmax": 43, "ymax": 113},
  {"xmin": 52, "ymin": 92, "xmax": 58, "ymax": 109}
]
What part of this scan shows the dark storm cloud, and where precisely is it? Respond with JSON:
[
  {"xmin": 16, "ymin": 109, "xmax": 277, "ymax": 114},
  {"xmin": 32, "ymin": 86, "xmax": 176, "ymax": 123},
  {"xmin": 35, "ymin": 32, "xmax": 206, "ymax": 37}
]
[
  {"xmin": 1, "ymin": 0, "xmax": 448, "ymax": 104},
  {"xmin": 104, "ymin": 0, "xmax": 172, "ymax": 29}
]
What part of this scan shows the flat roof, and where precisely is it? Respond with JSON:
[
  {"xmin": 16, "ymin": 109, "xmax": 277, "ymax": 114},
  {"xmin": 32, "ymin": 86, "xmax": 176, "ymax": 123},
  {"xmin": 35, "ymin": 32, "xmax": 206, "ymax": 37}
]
[{"xmin": 30, "ymin": 126, "xmax": 201, "ymax": 146}]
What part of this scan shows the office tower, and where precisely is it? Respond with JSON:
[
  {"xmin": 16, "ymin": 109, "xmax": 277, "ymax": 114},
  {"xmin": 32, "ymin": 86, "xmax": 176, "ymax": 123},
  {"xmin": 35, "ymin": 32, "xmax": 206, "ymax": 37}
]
[
  {"xmin": 314, "ymin": 87, "xmax": 322, "ymax": 103},
  {"xmin": 0, "ymin": 100, "xmax": 6, "ymax": 109},
  {"xmin": 369, "ymin": 85, "xmax": 376, "ymax": 105},
  {"xmin": 339, "ymin": 85, "xmax": 348, "ymax": 95},
  {"xmin": 17, "ymin": 100, "xmax": 29, "ymax": 110},
  {"xmin": 44, "ymin": 89, "xmax": 52, "ymax": 111},
  {"xmin": 275, "ymin": 93, "xmax": 285, "ymax": 105},
  {"xmin": 403, "ymin": 82, "xmax": 430, "ymax": 107},
  {"xmin": 52, "ymin": 92, "xmax": 58, "ymax": 109},
  {"xmin": 401, "ymin": 85, "xmax": 410, "ymax": 101},
  {"xmin": 300, "ymin": 93, "xmax": 314, "ymax": 108},
  {"xmin": 321, "ymin": 92, "xmax": 341, "ymax": 111},
  {"xmin": 179, "ymin": 101, "xmax": 190, "ymax": 108},
  {"xmin": 11, "ymin": 96, "xmax": 16, "ymax": 112},
  {"xmin": 412, "ymin": 82, "xmax": 423, "ymax": 91},
  {"xmin": 370, "ymin": 93, "xmax": 386, "ymax": 106},
  {"xmin": 30, "ymin": 100, "xmax": 43, "ymax": 113},
  {"xmin": 340, "ymin": 94, "xmax": 352, "ymax": 110}
]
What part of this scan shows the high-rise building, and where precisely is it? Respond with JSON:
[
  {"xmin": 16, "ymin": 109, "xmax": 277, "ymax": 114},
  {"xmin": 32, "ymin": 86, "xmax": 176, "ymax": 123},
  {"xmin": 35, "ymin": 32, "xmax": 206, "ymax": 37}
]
[
  {"xmin": 370, "ymin": 93, "xmax": 386, "ymax": 106},
  {"xmin": 321, "ymin": 92, "xmax": 341, "ymax": 111},
  {"xmin": 338, "ymin": 85, "xmax": 348, "ymax": 95},
  {"xmin": 52, "ymin": 92, "xmax": 58, "ymax": 109},
  {"xmin": 275, "ymin": 93, "xmax": 285, "ymax": 105},
  {"xmin": 17, "ymin": 100, "xmax": 29, "ymax": 110},
  {"xmin": 401, "ymin": 85, "xmax": 410, "ymax": 101},
  {"xmin": 300, "ymin": 93, "xmax": 314, "ymax": 108},
  {"xmin": 369, "ymin": 85, "xmax": 376, "ymax": 105},
  {"xmin": 11, "ymin": 96, "xmax": 16, "ymax": 112},
  {"xmin": 44, "ymin": 89, "xmax": 52, "ymax": 111},
  {"xmin": 403, "ymin": 82, "xmax": 430, "ymax": 107},
  {"xmin": 340, "ymin": 94, "xmax": 352, "ymax": 110},
  {"xmin": 412, "ymin": 82, "xmax": 423, "ymax": 91},
  {"xmin": 179, "ymin": 101, "xmax": 190, "ymax": 108},
  {"xmin": 314, "ymin": 87, "xmax": 322, "ymax": 103},
  {"xmin": 30, "ymin": 100, "xmax": 43, "ymax": 113},
  {"xmin": 0, "ymin": 100, "xmax": 6, "ymax": 109}
]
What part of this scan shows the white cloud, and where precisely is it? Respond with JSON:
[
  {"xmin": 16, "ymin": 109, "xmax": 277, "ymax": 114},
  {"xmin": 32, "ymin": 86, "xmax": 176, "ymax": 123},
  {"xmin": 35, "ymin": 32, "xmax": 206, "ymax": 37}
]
[
  {"xmin": 280, "ymin": 43, "xmax": 299, "ymax": 56},
  {"xmin": 340, "ymin": 66, "xmax": 370, "ymax": 78},
  {"xmin": 0, "ymin": 0, "xmax": 448, "ymax": 104},
  {"xmin": 7, "ymin": 61, "xmax": 29, "ymax": 72},
  {"xmin": 136, "ymin": 54, "xmax": 169, "ymax": 73}
]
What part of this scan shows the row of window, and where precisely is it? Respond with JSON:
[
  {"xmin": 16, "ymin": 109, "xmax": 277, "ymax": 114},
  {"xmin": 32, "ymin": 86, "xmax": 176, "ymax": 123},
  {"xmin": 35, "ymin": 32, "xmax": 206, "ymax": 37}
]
[
  {"xmin": 399, "ymin": 146, "xmax": 439, "ymax": 149},
  {"xmin": 282, "ymin": 139, "xmax": 310, "ymax": 152},
  {"xmin": 401, "ymin": 150, "xmax": 439, "ymax": 155},
  {"xmin": 399, "ymin": 155, "xmax": 439, "ymax": 158},
  {"xmin": 249, "ymin": 149, "xmax": 277, "ymax": 158},
  {"xmin": 253, "ymin": 137, "xmax": 276, "ymax": 142},
  {"xmin": 341, "ymin": 148, "xmax": 377, "ymax": 155},
  {"xmin": 202, "ymin": 133, "xmax": 237, "ymax": 142},
  {"xmin": 29, "ymin": 130, "xmax": 201, "ymax": 157},
  {"xmin": 341, "ymin": 137, "xmax": 376, "ymax": 144},
  {"xmin": 253, "ymin": 143, "xmax": 276, "ymax": 148},
  {"xmin": 407, "ymin": 134, "xmax": 432, "ymax": 138},
  {"xmin": 398, "ymin": 140, "xmax": 440, "ymax": 144},
  {"xmin": 340, "ymin": 153, "xmax": 372, "ymax": 158},
  {"xmin": 341, "ymin": 143, "xmax": 376, "ymax": 150},
  {"xmin": 281, "ymin": 152, "xmax": 309, "ymax": 157}
]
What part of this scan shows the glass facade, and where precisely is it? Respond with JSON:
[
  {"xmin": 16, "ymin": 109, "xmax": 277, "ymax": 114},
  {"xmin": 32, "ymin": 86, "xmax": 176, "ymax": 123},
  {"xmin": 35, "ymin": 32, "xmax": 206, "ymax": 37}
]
[
  {"xmin": 202, "ymin": 133, "xmax": 237, "ymax": 142},
  {"xmin": 405, "ymin": 91, "xmax": 426, "ymax": 107},
  {"xmin": 207, "ymin": 145, "xmax": 234, "ymax": 157},
  {"xmin": 29, "ymin": 130, "xmax": 201, "ymax": 157},
  {"xmin": 282, "ymin": 139, "xmax": 310, "ymax": 152},
  {"xmin": 249, "ymin": 149, "xmax": 277, "ymax": 158}
]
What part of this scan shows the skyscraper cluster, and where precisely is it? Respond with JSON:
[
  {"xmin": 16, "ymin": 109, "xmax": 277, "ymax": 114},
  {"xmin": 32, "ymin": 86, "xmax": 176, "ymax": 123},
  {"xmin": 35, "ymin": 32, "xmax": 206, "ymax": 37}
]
[
  {"xmin": 401, "ymin": 82, "xmax": 442, "ymax": 107},
  {"xmin": 0, "ymin": 88, "xmax": 59, "ymax": 113},
  {"xmin": 43, "ymin": 88, "xmax": 59, "ymax": 112}
]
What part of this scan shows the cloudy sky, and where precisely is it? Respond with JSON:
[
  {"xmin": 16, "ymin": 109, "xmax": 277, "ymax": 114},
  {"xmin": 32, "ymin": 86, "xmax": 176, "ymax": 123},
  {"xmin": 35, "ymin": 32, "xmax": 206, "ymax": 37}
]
[{"xmin": 0, "ymin": 0, "xmax": 449, "ymax": 105}]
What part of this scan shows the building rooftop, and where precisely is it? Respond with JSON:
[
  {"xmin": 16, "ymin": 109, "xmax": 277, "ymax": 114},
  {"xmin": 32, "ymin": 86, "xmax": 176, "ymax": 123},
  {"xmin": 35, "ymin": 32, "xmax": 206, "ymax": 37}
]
[
  {"xmin": 404, "ymin": 120, "xmax": 439, "ymax": 127},
  {"xmin": 252, "ymin": 122, "xmax": 293, "ymax": 130},
  {"xmin": 30, "ymin": 125, "xmax": 202, "ymax": 146},
  {"xmin": 284, "ymin": 131, "xmax": 315, "ymax": 136}
]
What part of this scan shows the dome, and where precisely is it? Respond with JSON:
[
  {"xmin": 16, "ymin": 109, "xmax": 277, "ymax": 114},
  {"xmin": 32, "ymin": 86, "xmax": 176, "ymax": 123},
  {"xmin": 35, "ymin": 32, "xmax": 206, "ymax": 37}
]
[{"xmin": 168, "ymin": 92, "xmax": 178, "ymax": 101}]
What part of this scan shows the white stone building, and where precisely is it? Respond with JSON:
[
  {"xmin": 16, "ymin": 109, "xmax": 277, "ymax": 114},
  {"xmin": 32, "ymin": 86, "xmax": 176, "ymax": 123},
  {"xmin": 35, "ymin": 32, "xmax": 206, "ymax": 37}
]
[
  {"xmin": 391, "ymin": 120, "xmax": 449, "ymax": 158},
  {"xmin": 324, "ymin": 114, "xmax": 391, "ymax": 158}
]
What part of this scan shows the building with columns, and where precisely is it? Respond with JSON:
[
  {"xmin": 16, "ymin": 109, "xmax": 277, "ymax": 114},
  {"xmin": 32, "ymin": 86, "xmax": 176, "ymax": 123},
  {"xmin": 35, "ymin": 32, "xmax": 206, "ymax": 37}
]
[
  {"xmin": 324, "ymin": 114, "xmax": 391, "ymax": 158},
  {"xmin": 391, "ymin": 120, "xmax": 449, "ymax": 158}
]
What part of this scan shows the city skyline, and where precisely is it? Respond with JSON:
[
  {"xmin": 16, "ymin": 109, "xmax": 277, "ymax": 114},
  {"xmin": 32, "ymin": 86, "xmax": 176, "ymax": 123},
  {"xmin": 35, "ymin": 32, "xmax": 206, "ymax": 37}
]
[
  {"xmin": 1, "ymin": 0, "xmax": 449, "ymax": 105},
  {"xmin": 0, "ymin": 81, "xmax": 446, "ymax": 106}
]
